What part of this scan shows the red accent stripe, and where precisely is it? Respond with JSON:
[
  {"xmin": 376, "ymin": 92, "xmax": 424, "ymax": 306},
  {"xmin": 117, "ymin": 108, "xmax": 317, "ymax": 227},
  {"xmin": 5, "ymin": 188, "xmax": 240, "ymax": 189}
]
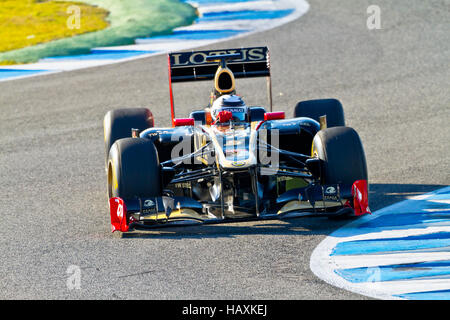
[
  {"xmin": 168, "ymin": 54, "xmax": 175, "ymax": 127},
  {"xmin": 264, "ymin": 111, "xmax": 285, "ymax": 121},
  {"xmin": 173, "ymin": 118, "xmax": 195, "ymax": 126}
]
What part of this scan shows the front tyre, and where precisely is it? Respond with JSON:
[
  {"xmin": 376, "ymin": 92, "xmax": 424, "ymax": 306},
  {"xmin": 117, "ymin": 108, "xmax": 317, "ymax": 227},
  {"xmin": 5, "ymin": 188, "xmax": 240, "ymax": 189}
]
[
  {"xmin": 103, "ymin": 108, "xmax": 154, "ymax": 170},
  {"xmin": 108, "ymin": 138, "xmax": 161, "ymax": 200},
  {"xmin": 312, "ymin": 126, "xmax": 367, "ymax": 185}
]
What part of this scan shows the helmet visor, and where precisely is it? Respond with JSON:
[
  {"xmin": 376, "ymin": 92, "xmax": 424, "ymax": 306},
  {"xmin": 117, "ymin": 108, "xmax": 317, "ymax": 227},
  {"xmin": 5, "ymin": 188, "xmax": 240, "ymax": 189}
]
[{"xmin": 224, "ymin": 107, "xmax": 246, "ymax": 122}]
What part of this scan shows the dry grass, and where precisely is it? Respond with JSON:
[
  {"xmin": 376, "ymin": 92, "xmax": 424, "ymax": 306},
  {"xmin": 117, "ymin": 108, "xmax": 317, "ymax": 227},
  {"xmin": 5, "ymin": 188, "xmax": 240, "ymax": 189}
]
[{"xmin": 0, "ymin": 0, "xmax": 109, "ymax": 53}]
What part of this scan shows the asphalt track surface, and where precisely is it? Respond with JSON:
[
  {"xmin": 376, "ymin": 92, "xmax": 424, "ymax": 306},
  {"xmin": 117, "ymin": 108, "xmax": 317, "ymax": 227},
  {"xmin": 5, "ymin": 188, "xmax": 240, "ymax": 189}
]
[{"xmin": 0, "ymin": 0, "xmax": 449, "ymax": 299}]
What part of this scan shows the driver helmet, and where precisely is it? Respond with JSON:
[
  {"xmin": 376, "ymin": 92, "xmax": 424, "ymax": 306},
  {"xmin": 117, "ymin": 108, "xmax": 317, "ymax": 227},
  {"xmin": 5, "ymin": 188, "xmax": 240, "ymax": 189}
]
[{"xmin": 210, "ymin": 95, "xmax": 248, "ymax": 123}]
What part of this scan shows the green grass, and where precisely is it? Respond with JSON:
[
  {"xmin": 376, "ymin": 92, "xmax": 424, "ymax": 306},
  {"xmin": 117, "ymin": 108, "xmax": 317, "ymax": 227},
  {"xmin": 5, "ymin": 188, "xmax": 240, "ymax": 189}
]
[{"xmin": 0, "ymin": 0, "xmax": 197, "ymax": 64}]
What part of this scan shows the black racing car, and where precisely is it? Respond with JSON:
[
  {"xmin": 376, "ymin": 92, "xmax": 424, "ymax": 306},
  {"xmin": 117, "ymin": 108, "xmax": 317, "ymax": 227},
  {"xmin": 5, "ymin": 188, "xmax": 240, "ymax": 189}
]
[{"xmin": 103, "ymin": 46, "xmax": 370, "ymax": 232}]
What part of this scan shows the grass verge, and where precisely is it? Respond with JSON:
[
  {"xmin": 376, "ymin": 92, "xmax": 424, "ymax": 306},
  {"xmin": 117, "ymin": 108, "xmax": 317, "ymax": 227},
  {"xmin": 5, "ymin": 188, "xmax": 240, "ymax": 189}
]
[
  {"xmin": 0, "ymin": 0, "xmax": 109, "ymax": 56},
  {"xmin": 0, "ymin": 0, "xmax": 197, "ymax": 64}
]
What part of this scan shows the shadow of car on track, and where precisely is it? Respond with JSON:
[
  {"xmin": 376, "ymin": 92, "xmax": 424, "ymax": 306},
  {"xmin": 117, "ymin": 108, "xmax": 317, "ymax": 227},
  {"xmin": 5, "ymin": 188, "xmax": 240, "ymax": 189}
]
[
  {"xmin": 368, "ymin": 183, "xmax": 447, "ymax": 211},
  {"xmin": 121, "ymin": 217, "xmax": 351, "ymax": 239},
  {"xmin": 121, "ymin": 183, "xmax": 447, "ymax": 239}
]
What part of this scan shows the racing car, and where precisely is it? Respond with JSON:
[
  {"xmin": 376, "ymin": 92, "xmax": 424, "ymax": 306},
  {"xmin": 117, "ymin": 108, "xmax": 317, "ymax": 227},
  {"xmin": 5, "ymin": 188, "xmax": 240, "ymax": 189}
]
[{"xmin": 103, "ymin": 46, "xmax": 371, "ymax": 232}]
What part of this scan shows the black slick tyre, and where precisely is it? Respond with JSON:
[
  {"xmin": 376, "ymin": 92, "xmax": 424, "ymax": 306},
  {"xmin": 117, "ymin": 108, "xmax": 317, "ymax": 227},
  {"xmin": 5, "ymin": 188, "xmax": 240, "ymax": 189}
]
[
  {"xmin": 107, "ymin": 138, "xmax": 161, "ymax": 200},
  {"xmin": 312, "ymin": 126, "xmax": 367, "ymax": 185},
  {"xmin": 294, "ymin": 99, "xmax": 345, "ymax": 127},
  {"xmin": 103, "ymin": 108, "xmax": 154, "ymax": 169}
]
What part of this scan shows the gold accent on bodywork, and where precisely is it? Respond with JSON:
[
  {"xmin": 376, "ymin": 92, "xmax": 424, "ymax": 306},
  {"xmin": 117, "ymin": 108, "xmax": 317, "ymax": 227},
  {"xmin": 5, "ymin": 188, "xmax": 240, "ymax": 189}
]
[
  {"xmin": 277, "ymin": 201, "xmax": 313, "ymax": 214},
  {"xmin": 141, "ymin": 208, "xmax": 205, "ymax": 222},
  {"xmin": 277, "ymin": 200, "xmax": 342, "ymax": 215},
  {"xmin": 319, "ymin": 115, "xmax": 327, "ymax": 130},
  {"xmin": 214, "ymin": 66, "xmax": 235, "ymax": 94},
  {"xmin": 194, "ymin": 130, "xmax": 209, "ymax": 165},
  {"xmin": 201, "ymin": 125, "xmax": 257, "ymax": 170},
  {"xmin": 250, "ymin": 121, "xmax": 261, "ymax": 131}
]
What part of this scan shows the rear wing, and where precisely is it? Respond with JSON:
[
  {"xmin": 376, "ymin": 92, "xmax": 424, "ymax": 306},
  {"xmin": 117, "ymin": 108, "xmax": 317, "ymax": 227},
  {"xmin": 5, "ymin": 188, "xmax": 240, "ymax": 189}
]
[
  {"xmin": 169, "ymin": 47, "xmax": 270, "ymax": 82},
  {"xmin": 167, "ymin": 47, "xmax": 272, "ymax": 124}
]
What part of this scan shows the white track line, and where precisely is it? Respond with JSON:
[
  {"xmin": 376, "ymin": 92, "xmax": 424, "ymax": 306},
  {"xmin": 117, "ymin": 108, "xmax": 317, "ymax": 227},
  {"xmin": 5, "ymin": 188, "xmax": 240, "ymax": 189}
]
[{"xmin": 310, "ymin": 186, "xmax": 450, "ymax": 300}]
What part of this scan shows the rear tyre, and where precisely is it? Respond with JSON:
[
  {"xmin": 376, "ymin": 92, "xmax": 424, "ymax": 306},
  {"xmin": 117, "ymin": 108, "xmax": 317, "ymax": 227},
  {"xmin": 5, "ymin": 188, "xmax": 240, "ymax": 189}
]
[
  {"xmin": 294, "ymin": 98, "xmax": 345, "ymax": 127},
  {"xmin": 249, "ymin": 107, "xmax": 266, "ymax": 122},
  {"xmin": 103, "ymin": 108, "xmax": 154, "ymax": 169},
  {"xmin": 312, "ymin": 126, "xmax": 367, "ymax": 185},
  {"xmin": 190, "ymin": 110, "xmax": 207, "ymax": 124},
  {"xmin": 108, "ymin": 138, "xmax": 161, "ymax": 200}
]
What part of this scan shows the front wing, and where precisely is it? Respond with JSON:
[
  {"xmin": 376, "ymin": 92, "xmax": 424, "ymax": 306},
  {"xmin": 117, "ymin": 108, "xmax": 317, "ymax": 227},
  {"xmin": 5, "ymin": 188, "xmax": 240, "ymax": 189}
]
[{"xmin": 109, "ymin": 180, "xmax": 370, "ymax": 233}]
